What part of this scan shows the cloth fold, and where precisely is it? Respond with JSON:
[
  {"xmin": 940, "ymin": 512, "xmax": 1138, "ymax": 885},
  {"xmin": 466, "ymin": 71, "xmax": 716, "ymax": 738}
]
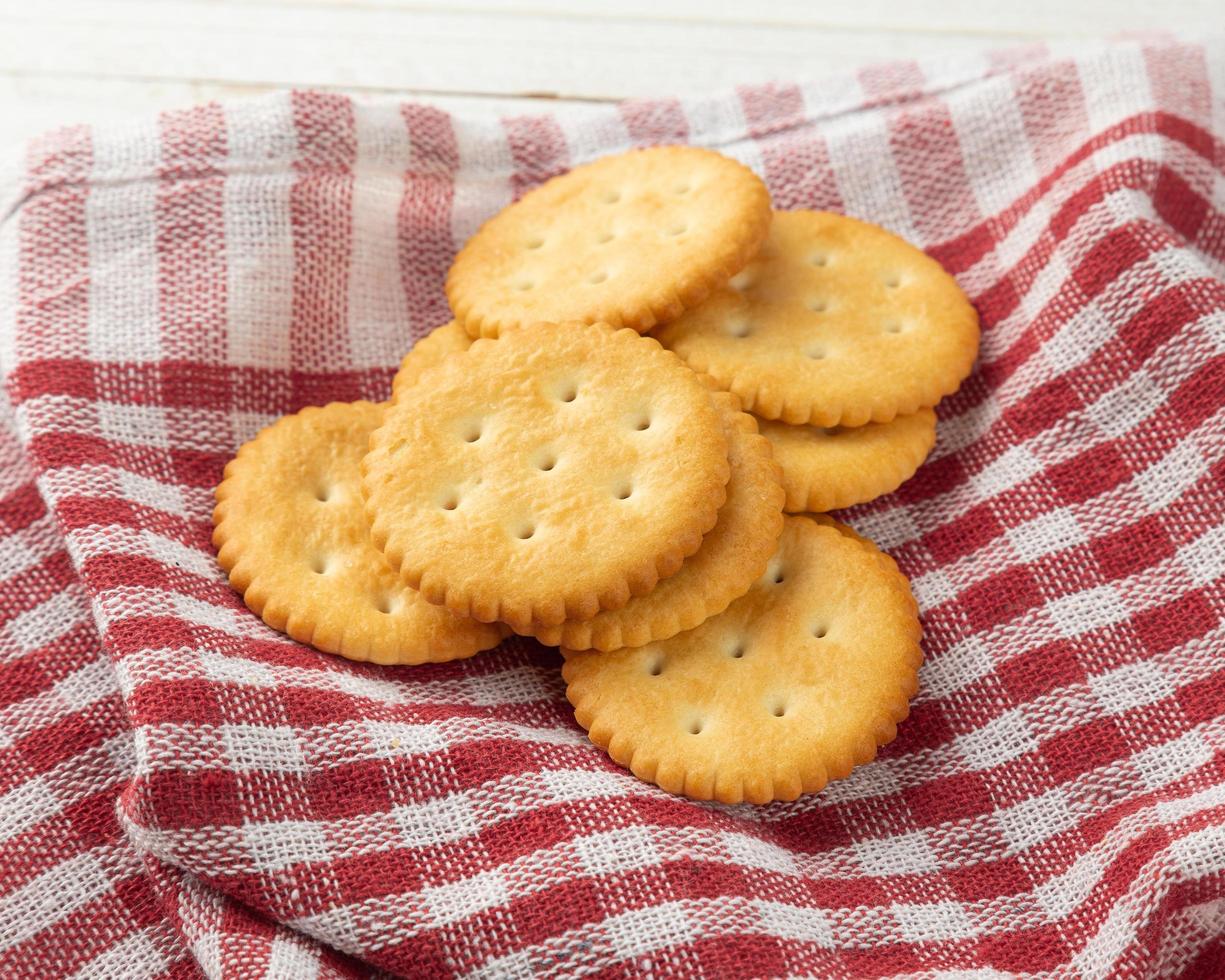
[{"xmin": 1, "ymin": 38, "xmax": 1223, "ymax": 978}]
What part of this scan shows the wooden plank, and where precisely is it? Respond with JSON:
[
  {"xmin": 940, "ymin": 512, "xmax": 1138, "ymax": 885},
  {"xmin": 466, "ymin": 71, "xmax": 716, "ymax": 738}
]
[
  {"xmin": 199, "ymin": 0, "xmax": 1218, "ymax": 38},
  {"xmin": 2, "ymin": 0, "xmax": 1210, "ymax": 154},
  {"xmin": 0, "ymin": 1, "xmax": 1000, "ymax": 101}
]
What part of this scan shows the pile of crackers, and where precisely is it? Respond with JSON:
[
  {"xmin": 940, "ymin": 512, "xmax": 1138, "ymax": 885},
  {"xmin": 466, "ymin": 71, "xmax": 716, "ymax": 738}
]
[{"xmin": 214, "ymin": 147, "xmax": 978, "ymax": 804}]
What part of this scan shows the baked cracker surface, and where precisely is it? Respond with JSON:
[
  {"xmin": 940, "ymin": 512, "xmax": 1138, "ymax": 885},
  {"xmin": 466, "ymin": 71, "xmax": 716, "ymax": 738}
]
[
  {"xmin": 654, "ymin": 210, "xmax": 979, "ymax": 426},
  {"xmin": 362, "ymin": 322, "xmax": 732, "ymax": 632},
  {"xmin": 392, "ymin": 320, "xmax": 474, "ymax": 401},
  {"xmin": 447, "ymin": 146, "xmax": 772, "ymax": 338},
  {"xmin": 758, "ymin": 407, "xmax": 937, "ymax": 513},
  {"xmin": 212, "ymin": 401, "xmax": 506, "ymax": 665},
  {"xmin": 562, "ymin": 516, "xmax": 922, "ymax": 804},
  {"xmin": 529, "ymin": 391, "xmax": 784, "ymax": 650}
]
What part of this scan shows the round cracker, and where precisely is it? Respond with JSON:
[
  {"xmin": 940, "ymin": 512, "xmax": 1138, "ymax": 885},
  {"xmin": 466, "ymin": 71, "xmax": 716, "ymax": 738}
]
[
  {"xmin": 212, "ymin": 401, "xmax": 506, "ymax": 665},
  {"xmin": 562, "ymin": 516, "xmax": 922, "ymax": 804},
  {"xmin": 759, "ymin": 407, "xmax": 937, "ymax": 513},
  {"xmin": 362, "ymin": 322, "xmax": 731, "ymax": 632},
  {"xmin": 529, "ymin": 391, "xmax": 784, "ymax": 651},
  {"xmin": 392, "ymin": 320, "xmax": 474, "ymax": 402},
  {"xmin": 653, "ymin": 210, "xmax": 980, "ymax": 426},
  {"xmin": 446, "ymin": 146, "xmax": 772, "ymax": 339}
]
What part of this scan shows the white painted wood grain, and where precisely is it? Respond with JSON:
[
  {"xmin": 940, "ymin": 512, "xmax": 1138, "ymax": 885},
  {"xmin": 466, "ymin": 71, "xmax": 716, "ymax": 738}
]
[
  {"xmin": 0, "ymin": 1, "xmax": 995, "ymax": 100},
  {"xmin": 0, "ymin": 0, "xmax": 1215, "ymax": 153},
  {"xmin": 195, "ymin": 0, "xmax": 1218, "ymax": 38}
]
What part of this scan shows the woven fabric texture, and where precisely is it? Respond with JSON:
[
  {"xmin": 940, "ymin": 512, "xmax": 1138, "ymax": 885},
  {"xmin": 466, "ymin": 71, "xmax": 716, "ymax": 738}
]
[{"xmin": 0, "ymin": 38, "xmax": 1223, "ymax": 979}]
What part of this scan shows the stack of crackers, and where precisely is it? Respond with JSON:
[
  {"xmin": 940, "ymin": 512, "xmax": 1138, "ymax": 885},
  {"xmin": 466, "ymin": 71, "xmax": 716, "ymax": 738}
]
[{"xmin": 214, "ymin": 146, "xmax": 979, "ymax": 805}]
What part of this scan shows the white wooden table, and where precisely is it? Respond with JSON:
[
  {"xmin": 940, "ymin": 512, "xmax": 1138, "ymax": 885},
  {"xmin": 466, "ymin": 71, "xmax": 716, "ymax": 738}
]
[{"xmin": 0, "ymin": 0, "xmax": 1214, "ymax": 150}]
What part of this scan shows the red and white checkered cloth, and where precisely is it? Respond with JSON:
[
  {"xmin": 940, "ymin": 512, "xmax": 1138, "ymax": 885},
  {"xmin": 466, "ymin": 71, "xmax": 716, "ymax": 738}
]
[{"xmin": 1, "ymin": 37, "xmax": 1223, "ymax": 979}]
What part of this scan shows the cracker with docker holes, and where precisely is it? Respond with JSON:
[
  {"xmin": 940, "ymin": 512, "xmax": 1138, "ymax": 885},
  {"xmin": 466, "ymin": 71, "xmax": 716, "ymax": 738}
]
[
  {"xmin": 213, "ymin": 401, "xmax": 506, "ymax": 665},
  {"xmin": 363, "ymin": 321, "xmax": 732, "ymax": 632},
  {"xmin": 758, "ymin": 407, "xmax": 937, "ymax": 513},
  {"xmin": 654, "ymin": 210, "xmax": 979, "ymax": 427},
  {"xmin": 210, "ymin": 144, "xmax": 937, "ymax": 809},
  {"xmin": 529, "ymin": 391, "xmax": 785, "ymax": 651},
  {"xmin": 562, "ymin": 516, "xmax": 922, "ymax": 804},
  {"xmin": 447, "ymin": 146, "xmax": 772, "ymax": 338}
]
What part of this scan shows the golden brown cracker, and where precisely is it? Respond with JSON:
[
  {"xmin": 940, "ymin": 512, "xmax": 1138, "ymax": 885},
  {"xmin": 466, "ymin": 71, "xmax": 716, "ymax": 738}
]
[
  {"xmin": 759, "ymin": 407, "xmax": 937, "ymax": 513},
  {"xmin": 392, "ymin": 320, "xmax": 474, "ymax": 401},
  {"xmin": 213, "ymin": 401, "xmax": 506, "ymax": 665},
  {"xmin": 653, "ymin": 210, "xmax": 979, "ymax": 426},
  {"xmin": 446, "ymin": 146, "xmax": 772, "ymax": 338},
  {"xmin": 562, "ymin": 516, "xmax": 922, "ymax": 804},
  {"xmin": 529, "ymin": 391, "xmax": 784, "ymax": 651},
  {"xmin": 362, "ymin": 322, "xmax": 731, "ymax": 632}
]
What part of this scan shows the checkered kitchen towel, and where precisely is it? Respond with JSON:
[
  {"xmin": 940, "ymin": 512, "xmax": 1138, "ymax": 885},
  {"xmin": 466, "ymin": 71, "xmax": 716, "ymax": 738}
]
[{"xmin": 0, "ymin": 37, "xmax": 1223, "ymax": 979}]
